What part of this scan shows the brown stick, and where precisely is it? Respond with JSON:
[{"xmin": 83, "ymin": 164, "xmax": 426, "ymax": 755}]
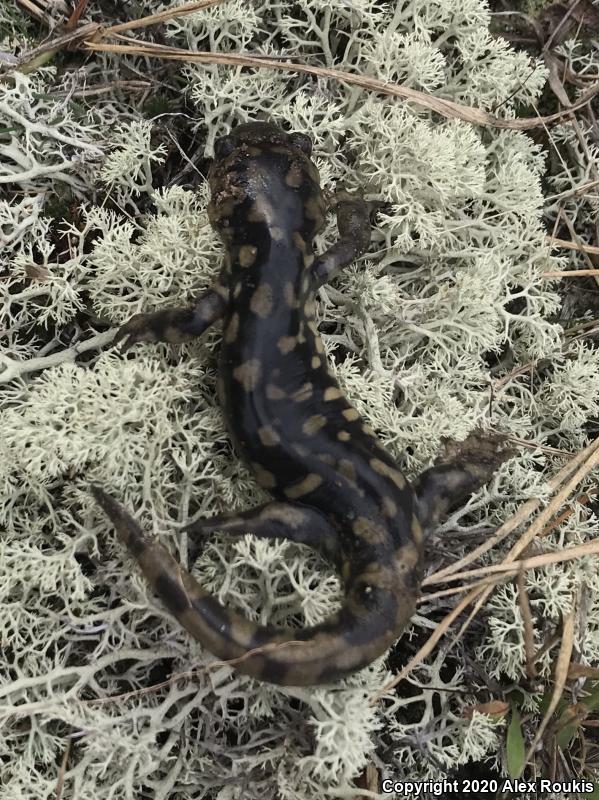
[{"xmin": 83, "ymin": 39, "xmax": 599, "ymax": 132}]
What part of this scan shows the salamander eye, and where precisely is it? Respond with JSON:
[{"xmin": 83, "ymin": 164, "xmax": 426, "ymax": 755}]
[
  {"xmin": 214, "ymin": 134, "xmax": 236, "ymax": 159},
  {"xmin": 289, "ymin": 132, "xmax": 312, "ymax": 156}
]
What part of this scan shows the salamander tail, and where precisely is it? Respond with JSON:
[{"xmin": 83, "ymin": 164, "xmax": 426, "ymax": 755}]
[{"xmin": 91, "ymin": 484, "xmax": 419, "ymax": 686}]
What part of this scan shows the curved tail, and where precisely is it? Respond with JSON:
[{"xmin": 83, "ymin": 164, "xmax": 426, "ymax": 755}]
[{"xmin": 91, "ymin": 485, "xmax": 420, "ymax": 685}]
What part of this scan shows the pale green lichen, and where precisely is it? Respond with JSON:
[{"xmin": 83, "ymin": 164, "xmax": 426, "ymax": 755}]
[
  {"xmin": 544, "ymin": 39, "xmax": 599, "ymax": 301},
  {"xmin": 99, "ymin": 120, "xmax": 168, "ymax": 198},
  {"xmin": 0, "ymin": 69, "xmax": 103, "ymax": 193},
  {"xmin": 1, "ymin": 0, "xmax": 598, "ymax": 797}
]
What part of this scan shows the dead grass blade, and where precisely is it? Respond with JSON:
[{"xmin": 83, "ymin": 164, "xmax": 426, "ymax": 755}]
[
  {"xmin": 419, "ymin": 576, "xmax": 500, "ymax": 604},
  {"xmin": 420, "ymin": 538, "xmax": 599, "ymax": 605},
  {"xmin": 549, "ymin": 177, "xmax": 599, "ymax": 200},
  {"xmin": 426, "ymin": 537, "xmax": 599, "ymax": 586},
  {"xmin": 55, "ymin": 737, "xmax": 71, "ymax": 800},
  {"xmin": 83, "ymin": 39, "xmax": 599, "ymax": 132},
  {"xmin": 542, "ymin": 269, "xmax": 599, "ymax": 278},
  {"xmin": 568, "ymin": 663, "xmax": 599, "ymax": 680},
  {"xmin": 563, "ymin": 212, "xmax": 598, "ymax": 272},
  {"xmin": 51, "ymin": 80, "xmax": 153, "ymax": 98},
  {"xmin": 518, "ymin": 605, "xmax": 576, "ymax": 776},
  {"xmin": 503, "ymin": 439, "xmax": 599, "ymax": 564},
  {"xmin": 518, "ymin": 564, "xmax": 538, "ymax": 680},
  {"xmin": 15, "ymin": 0, "xmax": 51, "ymax": 25},
  {"xmin": 66, "ymin": 0, "xmax": 90, "ymax": 30},
  {"xmin": 545, "ymin": 234, "xmax": 599, "ymax": 257},
  {"xmin": 538, "ymin": 491, "xmax": 597, "ymax": 539},
  {"xmin": 353, "ymin": 764, "xmax": 379, "ymax": 799},
  {"xmin": 505, "ymin": 436, "xmax": 575, "ymax": 458},
  {"xmin": 17, "ymin": 22, "xmax": 102, "ymax": 72},
  {"xmin": 104, "ymin": 0, "xmax": 226, "ymax": 36}
]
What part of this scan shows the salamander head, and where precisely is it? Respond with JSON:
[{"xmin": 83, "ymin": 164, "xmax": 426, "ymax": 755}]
[
  {"xmin": 212, "ymin": 121, "xmax": 313, "ymax": 161},
  {"xmin": 208, "ymin": 120, "xmax": 325, "ymax": 244}
]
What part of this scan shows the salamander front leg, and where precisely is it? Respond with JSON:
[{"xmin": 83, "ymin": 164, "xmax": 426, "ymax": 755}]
[
  {"xmin": 184, "ymin": 502, "xmax": 341, "ymax": 568},
  {"xmin": 114, "ymin": 282, "xmax": 228, "ymax": 352},
  {"xmin": 312, "ymin": 188, "xmax": 371, "ymax": 289},
  {"xmin": 413, "ymin": 431, "xmax": 515, "ymax": 535}
]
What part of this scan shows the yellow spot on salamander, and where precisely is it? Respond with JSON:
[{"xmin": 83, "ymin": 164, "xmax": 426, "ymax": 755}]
[
  {"xmin": 311, "ymin": 356, "xmax": 321, "ymax": 370},
  {"xmin": 411, "ymin": 515, "xmax": 424, "ymax": 543},
  {"xmin": 382, "ymin": 496, "xmax": 398, "ymax": 517},
  {"xmin": 224, "ymin": 312, "xmax": 239, "ymax": 343},
  {"xmin": 285, "ymin": 162, "xmax": 304, "ymax": 188},
  {"xmin": 342, "ymin": 408, "xmax": 360, "ymax": 422},
  {"xmin": 250, "ymin": 462, "xmax": 277, "ymax": 489},
  {"xmin": 249, "ymin": 284, "xmax": 273, "ymax": 318},
  {"xmin": 338, "ymin": 458, "xmax": 357, "ymax": 484},
  {"xmin": 369, "ymin": 458, "xmax": 407, "ymax": 490},
  {"xmin": 257, "ymin": 426, "xmax": 280, "ymax": 447},
  {"xmin": 283, "ymin": 282, "xmax": 297, "ymax": 308},
  {"xmin": 260, "ymin": 504, "xmax": 306, "ymax": 528},
  {"xmin": 314, "ymin": 337, "xmax": 325, "ymax": 354},
  {"xmin": 337, "ymin": 430, "xmax": 351, "ymax": 441},
  {"xmin": 292, "ymin": 231, "xmax": 306, "ymax": 252},
  {"xmin": 270, "ymin": 226, "xmax": 286, "ymax": 241},
  {"xmin": 284, "ymin": 473, "xmax": 323, "ymax": 499},
  {"xmin": 353, "ymin": 516, "xmax": 389, "ymax": 545},
  {"xmin": 292, "ymin": 382, "xmax": 313, "ymax": 402},
  {"xmin": 238, "ymin": 244, "xmax": 258, "ymax": 268},
  {"xmin": 324, "ymin": 387, "xmax": 343, "ymax": 402},
  {"xmin": 233, "ymin": 359, "xmax": 261, "ymax": 391},
  {"xmin": 266, "ymin": 383, "xmax": 286, "ymax": 400},
  {"xmin": 305, "ymin": 195, "xmax": 325, "ymax": 223},
  {"xmin": 302, "ymin": 414, "xmax": 327, "ymax": 436},
  {"xmin": 318, "ymin": 452, "xmax": 336, "ymax": 466},
  {"xmin": 277, "ymin": 336, "xmax": 297, "ymax": 354},
  {"xmin": 247, "ymin": 200, "xmax": 267, "ymax": 223}
]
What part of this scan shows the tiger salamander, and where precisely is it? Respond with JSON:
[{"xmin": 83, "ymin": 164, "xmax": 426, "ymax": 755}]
[{"xmin": 92, "ymin": 121, "xmax": 510, "ymax": 686}]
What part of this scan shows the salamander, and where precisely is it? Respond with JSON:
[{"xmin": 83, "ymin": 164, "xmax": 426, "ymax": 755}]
[{"xmin": 91, "ymin": 121, "xmax": 511, "ymax": 686}]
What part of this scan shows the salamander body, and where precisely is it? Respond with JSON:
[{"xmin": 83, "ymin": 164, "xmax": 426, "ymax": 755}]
[{"xmin": 92, "ymin": 122, "xmax": 509, "ymax": 685}]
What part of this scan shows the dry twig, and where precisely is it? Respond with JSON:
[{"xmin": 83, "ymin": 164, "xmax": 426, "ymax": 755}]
[
  {"xmin": 546, "ymin": 235, "xmax": 599, "ymax": 258},
  {"xmin": 517, "ymin": 564, "xmax": 538, "ymax": 681},
  {"xmin": 82, "ymin": 38, "xmax": 599, "ymax": 132},
  {"xmin": 518, "ymin": 605, "xmax": 576, "ymax": 776}
]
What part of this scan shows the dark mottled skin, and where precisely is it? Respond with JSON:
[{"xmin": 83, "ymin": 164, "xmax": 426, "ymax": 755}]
[{"xmin": 91, "ymin": 122, "xmax": 512, "ymax": 686}]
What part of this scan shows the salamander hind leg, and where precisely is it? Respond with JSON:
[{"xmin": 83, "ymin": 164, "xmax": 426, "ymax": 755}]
[
  {"xmin": 312, "ymin": 187, "xmax": 371, "ymax": 289},
  {"xmin": 413, "ymin": 430, "xmax": 516, "ymax": 535},
  {"xmin": 114, "ymin": 283, "xmax": 228, "ymax": 352},
  {"xmin": 184, "ymin": 502, "xmax": 341, "ymax": 567}
]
